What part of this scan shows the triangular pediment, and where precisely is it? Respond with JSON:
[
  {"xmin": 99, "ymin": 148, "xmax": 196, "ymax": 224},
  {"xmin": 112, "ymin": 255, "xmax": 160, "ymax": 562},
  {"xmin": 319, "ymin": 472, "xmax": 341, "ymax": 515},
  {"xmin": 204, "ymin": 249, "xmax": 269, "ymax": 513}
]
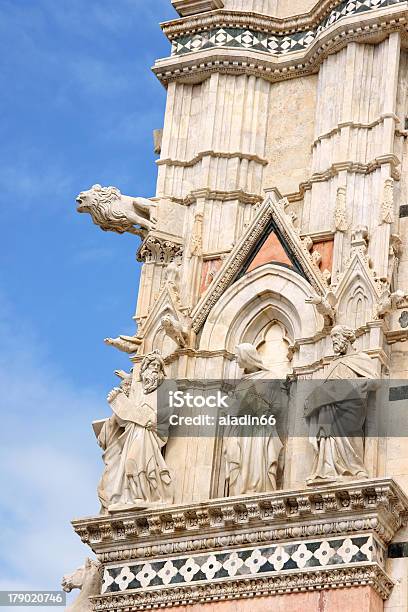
[
  {"xmin": 140, "ymin": 284, "xmax": 187, "ymax": 341},
  {"xmin": 192, "ymin": 189, "xmax": 329, "ymax": 333}
]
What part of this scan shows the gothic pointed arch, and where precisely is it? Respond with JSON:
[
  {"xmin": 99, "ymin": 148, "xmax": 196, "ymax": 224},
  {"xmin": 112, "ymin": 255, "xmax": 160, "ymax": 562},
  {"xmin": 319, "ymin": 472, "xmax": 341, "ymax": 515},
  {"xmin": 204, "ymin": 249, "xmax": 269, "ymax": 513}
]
[
  {"xmin": 199, "ymin": 263, "xmax": 322, "ymax": 355},
  {"xmin": 192, "ymin": 189, "xmax": 328, "ymax": 334}
]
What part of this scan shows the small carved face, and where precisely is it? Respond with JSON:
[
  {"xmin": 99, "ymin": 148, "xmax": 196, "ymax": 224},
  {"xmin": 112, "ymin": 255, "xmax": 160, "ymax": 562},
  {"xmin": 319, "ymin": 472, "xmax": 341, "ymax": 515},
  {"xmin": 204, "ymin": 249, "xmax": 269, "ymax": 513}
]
[
  {"xmin": 331, "ymin": 329, "xmax": 349, "ymax": 355},
  {"xmin": 161, "ymin": 314, "xmax": 172, "ymax": 329},
  {"xmin": 141, "ymin": 359, "xmax": 163, "ymax": 394}
]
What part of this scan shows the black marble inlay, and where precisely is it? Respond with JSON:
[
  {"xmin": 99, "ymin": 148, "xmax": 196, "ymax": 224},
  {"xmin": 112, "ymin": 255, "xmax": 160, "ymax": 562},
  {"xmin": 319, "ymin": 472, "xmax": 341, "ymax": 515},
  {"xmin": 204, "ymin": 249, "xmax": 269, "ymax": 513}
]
[
  {"xmin": 389, "ymin": 386, "xmax": 408, "ymax": 402},
  {"xmin": 400, "ymin": 205, "xmax": 408, "ymax": 218},
  {"xmin": 172, "ymin": 0, "xmax": 404, "ymax": 58},
  {"xmin": 388, "ymin": 542, "xmax": 408, "ymax": 558}
]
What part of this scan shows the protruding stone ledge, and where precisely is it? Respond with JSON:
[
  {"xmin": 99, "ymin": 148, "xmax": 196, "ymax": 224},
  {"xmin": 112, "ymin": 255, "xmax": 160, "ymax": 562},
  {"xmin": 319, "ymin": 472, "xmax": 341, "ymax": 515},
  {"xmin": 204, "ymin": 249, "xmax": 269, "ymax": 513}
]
[
  {"xmin": 91, "ymin": 565, "xmax": 394, "ymax": 610},
  {"xmin": 172, "ymin": 0, "xmax": 224, "ymax": 18},
  {"xmin": 72, "ymin": 478, "xmax": 408, "ymax": 560},
  {"xmin": 154, "ymin": 5, "xmax": 408, "ymax": 85}
]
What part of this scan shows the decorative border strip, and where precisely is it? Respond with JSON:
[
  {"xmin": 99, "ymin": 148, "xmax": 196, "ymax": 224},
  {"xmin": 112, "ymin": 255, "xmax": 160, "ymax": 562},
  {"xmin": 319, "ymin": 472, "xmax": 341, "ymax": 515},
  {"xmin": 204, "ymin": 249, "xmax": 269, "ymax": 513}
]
[
  {"xmin": 72, "ymin": 478, "xmax": 408, "ymax": 561},
  {"xmin": 154, "ymin": 4, "xmax": 408, "ymax": 86},
  {"xmin": 171, "ymin": 0, "xmax": 402, "ymax": 57},
  {"xmin": 91, "ymin": 565, "xmax": 394, "ymax": 610},
  {"xmin": 101, "ymin": 535, "xmax": 381, "ymax": 593}
]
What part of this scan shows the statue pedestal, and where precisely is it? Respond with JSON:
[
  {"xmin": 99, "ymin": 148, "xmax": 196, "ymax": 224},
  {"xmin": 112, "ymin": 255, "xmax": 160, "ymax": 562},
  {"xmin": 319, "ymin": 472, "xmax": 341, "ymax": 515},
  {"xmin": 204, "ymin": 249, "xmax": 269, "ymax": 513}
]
[{"xmin": 72, "ymin": 478, "xmax": 408, "ymax": 611}]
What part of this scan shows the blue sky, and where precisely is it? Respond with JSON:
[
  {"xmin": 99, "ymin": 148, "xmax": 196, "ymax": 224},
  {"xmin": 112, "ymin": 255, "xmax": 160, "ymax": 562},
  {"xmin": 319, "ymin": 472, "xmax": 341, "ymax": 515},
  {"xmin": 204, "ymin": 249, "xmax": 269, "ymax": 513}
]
[{"xmin": 0, "ymin": 0, "xmax": 177, "ymax": 601}]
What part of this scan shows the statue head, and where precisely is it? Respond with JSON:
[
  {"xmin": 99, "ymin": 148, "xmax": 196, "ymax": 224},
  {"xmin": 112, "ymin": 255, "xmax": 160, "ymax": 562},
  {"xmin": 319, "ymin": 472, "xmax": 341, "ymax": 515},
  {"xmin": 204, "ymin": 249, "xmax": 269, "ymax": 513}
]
[
  {"xmin": 61, "ymin": 558, "xmax": 100, "ymax": 592},
  {"xmin": 140, "ymin": 350, "xmax": 166, "ymax": 394},
  {"xmin": 330, "ymin": 325, "xmax": 356, "ymax": 356},
  {"xmin": 76, "ymin": 184, "xmax": 120, "ymax": 214},
  {"xmin": 235, "ymin": 343, "xmax": 266, "ymax": 374}
]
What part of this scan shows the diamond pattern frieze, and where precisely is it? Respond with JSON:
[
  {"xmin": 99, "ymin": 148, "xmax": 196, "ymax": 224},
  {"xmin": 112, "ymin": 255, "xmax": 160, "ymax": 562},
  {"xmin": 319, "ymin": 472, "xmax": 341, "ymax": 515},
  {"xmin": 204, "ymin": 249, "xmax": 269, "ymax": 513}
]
[
  {"xmin": 101, "ymin": 534, "xmax": 383, "ymax": 594},
  {"xmin": 171, "ymin": 0, "xmax": 404, "ymax": 58}
]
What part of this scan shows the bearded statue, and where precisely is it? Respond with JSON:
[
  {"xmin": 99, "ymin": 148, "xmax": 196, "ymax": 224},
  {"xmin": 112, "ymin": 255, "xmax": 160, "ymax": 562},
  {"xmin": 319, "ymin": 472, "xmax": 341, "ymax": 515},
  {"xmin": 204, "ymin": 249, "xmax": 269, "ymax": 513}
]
[
  {"xmin": 305, "ymin": 325, "xmax": 379, "ymax": 484},
  {"xmin": 93, "ymin": 350, "xmax": 174, "ymax": 513}
]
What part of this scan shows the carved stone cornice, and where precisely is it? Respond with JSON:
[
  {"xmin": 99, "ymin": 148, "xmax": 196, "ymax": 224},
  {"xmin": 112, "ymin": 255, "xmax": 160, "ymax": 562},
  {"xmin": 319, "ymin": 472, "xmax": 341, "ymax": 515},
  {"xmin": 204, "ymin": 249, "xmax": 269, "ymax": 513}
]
[
  {"xmin": 154, "ymin": 4, "xmax": 408, "ymax": 85},
  {"xmin": 137, "ymin": 232, "xmax": 183, "ymax": 264},
  {"xmin": 312, "ymin": 113, "xmax": 400, "ymax": 148},
  {"xmin": 91, "ymin": 565, "xmax": 394, "ymax": 610},
  {"xmin": 162, "ymin": 0, "xmax": 374, "ymax": 39},
  {"xmin": 157, "ymin": 150, "xmax": 268, "ymax": 168},
  {"xmin": 284, "ymin": 154, "xmax": 402, "ymax": 204},
  {"xmin": 172, "ymin": 188, "xmax": 262, "ymax": 206},
  {"xmin": 386, "ymin": 329, "xmax": 408, "ymax": 344},
  {"xmin": 171, "ymin": 0, "xmax": 224, "ymax": 18},
  {"xmin": 72, "ymin": 478, "xmax": 408, "ymax": 558}
]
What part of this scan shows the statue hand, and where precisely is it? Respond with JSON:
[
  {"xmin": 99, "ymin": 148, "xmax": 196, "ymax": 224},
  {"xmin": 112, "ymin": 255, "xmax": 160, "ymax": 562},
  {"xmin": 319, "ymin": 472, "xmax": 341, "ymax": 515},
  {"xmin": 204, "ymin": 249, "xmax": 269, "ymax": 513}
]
[{"xmin": 107, "ymin": 387, "xmax": 122, "ymax": 403}]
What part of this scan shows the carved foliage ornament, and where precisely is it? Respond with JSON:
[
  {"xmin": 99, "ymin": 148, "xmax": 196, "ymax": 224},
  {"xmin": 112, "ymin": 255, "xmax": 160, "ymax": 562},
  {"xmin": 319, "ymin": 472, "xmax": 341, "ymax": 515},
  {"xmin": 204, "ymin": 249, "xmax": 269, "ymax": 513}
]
[{"xmin": 138, "ymin": 236, "xmax": 183, "ymax": 264}]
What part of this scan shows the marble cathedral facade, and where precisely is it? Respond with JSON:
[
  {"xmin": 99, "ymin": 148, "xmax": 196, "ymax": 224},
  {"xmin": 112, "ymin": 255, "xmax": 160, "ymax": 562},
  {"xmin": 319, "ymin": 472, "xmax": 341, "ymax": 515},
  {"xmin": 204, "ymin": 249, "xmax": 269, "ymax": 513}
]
[{"xmin": 66, "ymin": 1, "xmax": 408, "ymax": 610}]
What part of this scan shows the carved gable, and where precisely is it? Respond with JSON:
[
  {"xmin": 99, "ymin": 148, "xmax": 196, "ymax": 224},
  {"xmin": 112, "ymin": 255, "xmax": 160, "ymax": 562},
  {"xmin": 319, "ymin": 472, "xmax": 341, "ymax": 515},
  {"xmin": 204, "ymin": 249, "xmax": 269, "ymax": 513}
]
[
  {"xmin": 138, "ymin": 284, "xmax": 189, "ymax": 354},
  {"xmin": 192, "ymin": 188, "xmax": 328, "ymax": 333}
]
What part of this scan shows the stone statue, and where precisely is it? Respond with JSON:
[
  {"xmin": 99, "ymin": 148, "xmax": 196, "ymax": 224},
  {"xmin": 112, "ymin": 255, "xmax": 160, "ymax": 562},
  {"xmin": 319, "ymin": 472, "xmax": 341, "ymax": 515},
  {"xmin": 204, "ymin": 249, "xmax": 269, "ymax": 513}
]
[
  {"xmin": 104, "ymin": 333, "xmax": 142, "ymax": 354},
  {"xmin": 61, "ymin": 558, "xmax": 101, "ymax": 612},
  {"xmin": 161, "ymin": 313, "xmax": 190, "ymax": 348},
  {"xmin": 224, "ymin": 343, "xmax": 283, "ymax": 496},
  {"xmin": 94, "ymin": 351, "xmax": 174, "ymax": 513},
  {"xmin": 76, "ymin": 184, "xmax": 157, "ymax": 236},
  {"xmin": 374, "ymin": 284, "xmax": 408, "ymax": 319},
  {"xmin": 305, "ymin": 290, "xmax": 337, "ymax": 327},
  {"xmin": 305, "ymin": 325, "xmax": 379, "ymax": 485}
]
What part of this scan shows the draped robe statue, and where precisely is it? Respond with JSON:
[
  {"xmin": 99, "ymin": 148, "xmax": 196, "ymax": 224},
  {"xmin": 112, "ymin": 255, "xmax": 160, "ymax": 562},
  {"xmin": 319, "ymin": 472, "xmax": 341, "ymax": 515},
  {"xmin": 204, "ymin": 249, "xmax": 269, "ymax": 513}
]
[
  {"xmin": 224, "ymin": 343, "xmax": 283, "ymax": 496},
  {"xmin": 94, "ymin": 350, "xmax": 174, "ymax": 513},
  {"xmin": 305, "ymin": 325, "xmax": 379, "ymax": 484}
]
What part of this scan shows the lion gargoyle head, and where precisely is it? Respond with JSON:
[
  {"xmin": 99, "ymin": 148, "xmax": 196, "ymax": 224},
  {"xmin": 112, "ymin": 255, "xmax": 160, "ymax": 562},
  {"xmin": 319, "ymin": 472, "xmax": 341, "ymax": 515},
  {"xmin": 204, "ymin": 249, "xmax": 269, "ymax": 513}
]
[{"xmin": 76, "ymin": 184, "xmax": 156, "ymax": 236}]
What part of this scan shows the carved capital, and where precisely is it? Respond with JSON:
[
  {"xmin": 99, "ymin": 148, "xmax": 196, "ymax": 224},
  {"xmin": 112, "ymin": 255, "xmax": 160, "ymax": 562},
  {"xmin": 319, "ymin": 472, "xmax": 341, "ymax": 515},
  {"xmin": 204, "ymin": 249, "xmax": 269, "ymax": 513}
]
[{"xmin": 138, "ymin": 235, "xmax": 183, "ymax": 264}]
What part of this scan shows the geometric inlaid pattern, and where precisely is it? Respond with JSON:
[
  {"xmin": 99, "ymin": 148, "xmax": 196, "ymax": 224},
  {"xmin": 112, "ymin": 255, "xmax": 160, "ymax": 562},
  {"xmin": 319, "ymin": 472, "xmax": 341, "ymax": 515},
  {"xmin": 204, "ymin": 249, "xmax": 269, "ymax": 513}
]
[
  {"xmin": 172, "ymin": 0, "xmax": 402, "ymax": 56},
  {"xmin": 102, "ymin": 535, "xmax": 384, "ymax": 593}
]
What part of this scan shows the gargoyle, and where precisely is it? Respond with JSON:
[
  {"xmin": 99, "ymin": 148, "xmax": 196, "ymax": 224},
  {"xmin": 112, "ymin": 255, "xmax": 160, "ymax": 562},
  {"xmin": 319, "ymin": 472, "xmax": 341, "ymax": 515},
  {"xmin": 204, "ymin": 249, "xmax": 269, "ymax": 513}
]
[
  {"xmin": 104, "ymin": 334, "xmax": 142, "ymax": 354},
  {"xmin": 161, "ymin": 313, "xmax": 190, "ymax": 348},
  {"xmin": 305, "ymin": 290, "xmax": 337, "ymax": 327},
  {"xmin": 76, "ymin": 184, "xmax": 157, "ymax": 236},
  {"xmin": 375, "ymin": 287, "xmax": 408, "ymax": 319}
]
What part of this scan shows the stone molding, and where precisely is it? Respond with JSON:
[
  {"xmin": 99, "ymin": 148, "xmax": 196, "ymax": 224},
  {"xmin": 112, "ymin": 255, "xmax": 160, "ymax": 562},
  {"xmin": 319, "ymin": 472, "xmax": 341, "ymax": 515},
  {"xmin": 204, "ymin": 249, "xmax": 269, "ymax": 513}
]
[
  {"xmin": 191, "ymin": 190, "xmax": 328, "ymax": 333},
  {"xmin": 74, "ymin": 479, "xmax": 408, "ymax": 609},
  {"xmin": 167, "ymin": 0, "xmax": 405, "ymax": 56},
  {"xmin": 311, "ymin": 113, "xmax": 400, "ymax": 148},
  {"xmin": 163, "ymin": 0, "xmax": 385, "ymax": 39},
  {"xmin": 171, "ymin": 188, "xmax": 262, "ymax": 206},
  {"xmin": 72, "ymin": 478, "xmax": 408, "ymax": 557},
  {"xmin": 90, "ymin": 565, "xmax": 394, "ymax": 609},
  {"xmin": 154, "ymin": 3, "xmax": 408, "ymax": 84},
  {"xmin": 157, "ymin": 150, "xmax": 269, "ymax": 168},
  {"xmin": 285, "ymin": 154, "xmax": 402, "ymax": 203},
  {"xmin": 172, "ymin": 0, "xmax": 224, "ymax": 18}
]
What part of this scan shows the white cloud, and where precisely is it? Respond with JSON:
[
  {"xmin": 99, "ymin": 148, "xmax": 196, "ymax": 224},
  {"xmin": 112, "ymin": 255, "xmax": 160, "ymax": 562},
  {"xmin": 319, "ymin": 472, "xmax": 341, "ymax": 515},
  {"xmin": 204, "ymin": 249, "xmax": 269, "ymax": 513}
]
[{"xmin": 0, "ymin": 292, "xmax": 104, "ymax": 600}]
